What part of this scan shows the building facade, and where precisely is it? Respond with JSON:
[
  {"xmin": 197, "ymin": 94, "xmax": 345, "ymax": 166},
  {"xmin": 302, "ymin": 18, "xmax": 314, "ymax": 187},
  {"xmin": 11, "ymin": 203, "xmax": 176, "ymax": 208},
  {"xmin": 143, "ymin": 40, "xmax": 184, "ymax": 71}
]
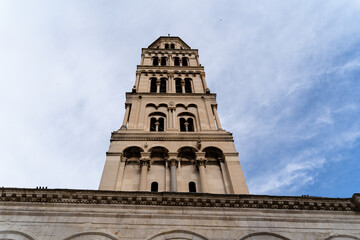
[{"xmin": 0, "ymin": 37, "xmax": 359, "ymax": 240}]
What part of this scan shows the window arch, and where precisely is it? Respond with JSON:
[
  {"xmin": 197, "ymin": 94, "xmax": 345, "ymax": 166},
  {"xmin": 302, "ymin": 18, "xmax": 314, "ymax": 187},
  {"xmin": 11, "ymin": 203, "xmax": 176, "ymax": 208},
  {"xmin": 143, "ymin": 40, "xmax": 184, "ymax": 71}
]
[
  {"xmin": 178, "ymin": 113, "xmax": 196, "ymax": 132},
  {"xmin": 151, "ymin": 182, "xmax": 159, "ymax": 192},
  {"xmin": 179, "ymin": 117, "xmax": 194, "ymax": 132},
  {"xmin": 189, "ymin": 182, "xmax": 196, "ymax": 192},
  {"xmin": 170, "ymin": 43, "xmax": 175, "ymax": 49},
  {"xmin": 150, "ymin": 78, "xmax": 157, "ymax": 93},
  {"xmin": 160, "ymin": 78, "xmax": 167, "ymax": 93},
  {"xmin": 161, "ymin": 57, "xmax": 167, "ymax": 66},
  {"xmin": 149, "ymin": 112, "xmax": 166, "ymax": 132},
  {"xmin": 184, "ymin": 78, "xmax": 192, "ymax": 93},
  {"xmin": 182, "ymin": 57, "xmax": 188, "ymax": 66},
  {"xmin": 174, "ymin": 57, "xmax": 180, "ymax": 66},
  {"xmin": 152, "ymin": 57, "xmax": 159, "ymax": 66},
  {"xmin": 175, "ymin": 78, "xmax": 182, "ymax": 93},
  {"xmin": 165, "ymin": 43, "xmax": 169, "ymax": 49}
]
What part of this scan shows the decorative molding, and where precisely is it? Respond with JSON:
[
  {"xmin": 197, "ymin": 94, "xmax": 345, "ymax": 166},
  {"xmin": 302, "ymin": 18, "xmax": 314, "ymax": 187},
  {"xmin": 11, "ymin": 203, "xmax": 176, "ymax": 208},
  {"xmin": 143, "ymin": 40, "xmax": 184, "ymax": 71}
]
[
  {"xmin": 110, "ymin": 132, "xmax": 235, "ymax": 142},
  {"xmin": 0, "ymin": 188, "xmax": 358, "ymax": 212}
]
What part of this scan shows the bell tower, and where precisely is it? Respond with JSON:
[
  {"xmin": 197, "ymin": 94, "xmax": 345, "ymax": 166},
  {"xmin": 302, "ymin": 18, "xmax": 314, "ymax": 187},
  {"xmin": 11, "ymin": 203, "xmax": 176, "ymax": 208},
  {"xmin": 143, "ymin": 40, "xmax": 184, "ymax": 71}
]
[{"xmin": 99, "ymin": 36, "xmax": 249, "ymax": 194}]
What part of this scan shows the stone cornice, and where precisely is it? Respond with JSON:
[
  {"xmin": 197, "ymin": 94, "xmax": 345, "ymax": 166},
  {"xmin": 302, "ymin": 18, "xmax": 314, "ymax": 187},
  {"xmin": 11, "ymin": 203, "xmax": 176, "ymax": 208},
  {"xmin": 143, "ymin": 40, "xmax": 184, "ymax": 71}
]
[
  {"xmin": 137, "ymin": 66, "xmax": 204, "ymax": 71},
  {"xmin": 110, "ymin": 132, "xmax": 234, "ymax": 142},
  {"xmin": 0, "ymin": 188, "xmax": 358, "ymax": 212}
]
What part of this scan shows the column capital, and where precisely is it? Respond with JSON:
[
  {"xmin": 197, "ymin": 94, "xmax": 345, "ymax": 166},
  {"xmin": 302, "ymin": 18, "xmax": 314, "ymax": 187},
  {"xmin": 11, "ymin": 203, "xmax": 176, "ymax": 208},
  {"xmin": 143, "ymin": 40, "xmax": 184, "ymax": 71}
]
[
  {"xmin": 167, "ymin": 158, "xmax": 179, "ymax": 167},
  {"xmin": 196, "ymin": 158, "xmax": 207, "ymax": 168},
  {"xmin": 139, "ymin": 158, "xmax": 150, "ymax": 169},
  {"xmin": 211, "ymin": 104, "xmax": 218, "ymax": 109}
]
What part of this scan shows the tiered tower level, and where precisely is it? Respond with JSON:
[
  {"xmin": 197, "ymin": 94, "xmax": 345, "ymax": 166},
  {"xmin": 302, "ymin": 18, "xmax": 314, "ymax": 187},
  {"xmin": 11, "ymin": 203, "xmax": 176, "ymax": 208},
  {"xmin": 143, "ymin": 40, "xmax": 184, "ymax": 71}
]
[{"xmin": 99, "ymin": 36, "xmax": 249, "ymax": 194}]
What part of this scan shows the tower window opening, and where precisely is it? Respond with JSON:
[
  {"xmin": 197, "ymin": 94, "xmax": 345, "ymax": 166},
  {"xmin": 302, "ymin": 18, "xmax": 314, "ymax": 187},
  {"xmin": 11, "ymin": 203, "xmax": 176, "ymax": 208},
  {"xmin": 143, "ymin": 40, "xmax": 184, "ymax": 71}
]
[
  {"xmin": 187, "ymin": 118, "xmax": 194, "ymax": 132},
  {"xmin": 179, "ymin": 116, "xmax": 195, "ymax": 132},
  {"xmin": 158, "ymin": 118, "xmax": 164, "ymax": 131},
  {"xmin": 150, "ymin": 116, "xmax": 165, "ymax": 132},
  {"xmin": 184, "ymin": 78, "xmax": 192, "ymax": 93},
  {"xmin": 189, "ymin": 182, "xmax": 196, "ymax": 193},
  {"xmin": 150, "ymin": 117, "xmax": 157, "ymax": 131},
  {"xmin": 170, "ymin": 43, "xmax": 175, "ymax": 49},
  {"xmin": 175, "ymin": 78, "xmax": 182, "ymax": 93},
  {"xmin": 152, "ymin": 57, "xmax": 159, "ymax": 66},
  {"xmin": 151, "ymin": 182, "xmax": 159, "ymax": 192},
  {"xmin": 180, "ymin": 118, "xmax": 186, "ymax": 132},
  {"xmin": 160, "ymin": 78, "xmax": 167, "ymax": 93},
  {"xmin": 174, "ymin": 57, "xmax": 180, "ymax": 66},
  {"xmin": 150, "ymin": 78, "xmax": 157, "ymax": 93},
  {"xmin": 182, "ymin": 57, "xmax": 188, "ymax": 66},
  {"xmin": 165, "ymin": 43, "xmax": 169, "ymax": 49},
  {"xmin": 161, "ymin": 57, "xmax": 167, "ymax": 66}
]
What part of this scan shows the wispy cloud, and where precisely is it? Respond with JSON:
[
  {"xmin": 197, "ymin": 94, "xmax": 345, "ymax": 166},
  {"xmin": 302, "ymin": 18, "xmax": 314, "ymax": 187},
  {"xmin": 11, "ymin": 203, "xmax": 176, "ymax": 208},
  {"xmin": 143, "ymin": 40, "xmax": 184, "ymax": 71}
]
[{"xmin": 0, "ymin": 1, "xmax": 359, "ymax": 196}]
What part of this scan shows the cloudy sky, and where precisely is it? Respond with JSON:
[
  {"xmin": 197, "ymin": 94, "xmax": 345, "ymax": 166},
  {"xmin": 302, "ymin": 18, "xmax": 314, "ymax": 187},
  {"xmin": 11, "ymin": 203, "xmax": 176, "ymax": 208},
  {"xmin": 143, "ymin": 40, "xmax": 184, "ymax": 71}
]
[{"xmin": 0, "ymin": 0, "xmax": 359, "ymax": 197}]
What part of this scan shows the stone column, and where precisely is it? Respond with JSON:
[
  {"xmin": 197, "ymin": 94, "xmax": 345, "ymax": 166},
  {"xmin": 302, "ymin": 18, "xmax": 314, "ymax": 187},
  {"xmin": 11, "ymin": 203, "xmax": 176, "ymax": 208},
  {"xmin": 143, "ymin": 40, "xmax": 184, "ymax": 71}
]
[
  {"xmin": 121, "ymin": 103, "xmax": 131, "ymax": 129},
  {"xmin": 135, "ymin": 71, "xmax": 141, "ymax": 90},
  {"xmin": 140, "ymin": 53, "xmax": 145, "ymax": 65},
  {"xmin": 195, "ymin": 54, "xmax": 200, "ymax": 66},
  {"xmin": 139, "ymin": 158, "xmax": 150, "ymax": 191},
  {"xmin": 218, "ymin": 158, "xmax": 231, "ymax": 194},
  {"xmin": 200, "ymin": 72, "xmax": 210, "ymax": 93},
  {"xmin": 212, "ymin": 104, "xmax": 222, "ymax": 130},
  {"xmin": 156, "ymin": 79, "xmax": 160, "ymax": 93},
  {"xmin": 168, "ymin": 73, "xmax": 174, "ymax": 93},
  {"xmin": 169, "ymin": 55, "xmax": 173, "ymax": 66},
  {"xmin": 168, "ymin": 158, "xmax": 178, "ymax": 192},
  {"xmin": 181, "ymin": 79, "xmax": 185, "ymax": 93},
  {"xmin": 172, "ymin": 107, "xmax": 177, "ymax": 129},
  {"xmin": 196, "ymin": 158, "xmax": 208, "ymax": 193}
]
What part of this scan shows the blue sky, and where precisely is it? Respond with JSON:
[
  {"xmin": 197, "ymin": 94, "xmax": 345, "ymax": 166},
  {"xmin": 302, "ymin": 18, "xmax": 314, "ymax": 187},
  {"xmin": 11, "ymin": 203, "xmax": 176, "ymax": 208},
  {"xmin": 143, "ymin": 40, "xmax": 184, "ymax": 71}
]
[{"xmin": 0, "ymin": 0, "xmax": 359, "ymax": 197}]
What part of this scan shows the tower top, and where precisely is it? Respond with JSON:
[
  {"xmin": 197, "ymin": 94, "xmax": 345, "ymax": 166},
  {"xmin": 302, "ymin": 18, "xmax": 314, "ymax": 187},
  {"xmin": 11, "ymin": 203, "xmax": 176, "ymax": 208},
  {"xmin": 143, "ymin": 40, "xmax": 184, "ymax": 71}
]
[{"xmin": 148, "ymin": 36, "xmax": 191, "ymax": 49}]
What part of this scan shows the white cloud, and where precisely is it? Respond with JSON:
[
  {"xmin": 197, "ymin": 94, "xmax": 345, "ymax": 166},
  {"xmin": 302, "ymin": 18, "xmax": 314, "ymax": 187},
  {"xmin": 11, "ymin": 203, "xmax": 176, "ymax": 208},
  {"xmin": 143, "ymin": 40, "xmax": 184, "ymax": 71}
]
[{"xmin": 0, "ymin": 1, "xmax": 359, "ymax": 196}]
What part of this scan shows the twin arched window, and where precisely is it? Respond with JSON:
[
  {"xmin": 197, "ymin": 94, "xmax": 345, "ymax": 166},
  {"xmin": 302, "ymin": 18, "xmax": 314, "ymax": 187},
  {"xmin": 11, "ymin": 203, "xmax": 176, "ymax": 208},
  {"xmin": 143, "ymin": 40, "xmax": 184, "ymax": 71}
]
[
  {"xmin": 179, "ymin": 117, "xmax": 194, "ymax": 132},
  {"xmin": 152, "ymin": 56, "xmax": 188, "ymax": 66},
  {"xmin": 150, "ymin": 117, "xmax": 164, "ymax": 132},
  {"xmin": 150, "ymin": 78, "xmax": 167, "ymax": 93},
  {"xmin": 175, "ymin": 78, "xmax": 192, "ymax": 93}
]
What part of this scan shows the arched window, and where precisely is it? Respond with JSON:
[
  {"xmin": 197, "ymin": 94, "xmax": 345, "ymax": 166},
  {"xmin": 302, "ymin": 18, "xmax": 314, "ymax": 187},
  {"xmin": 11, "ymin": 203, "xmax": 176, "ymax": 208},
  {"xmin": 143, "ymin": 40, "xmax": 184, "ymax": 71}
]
[
  {"xmin": 174, "ymin": 57, "xmax": 180, "ymax": 66},
  {"xmin": 182, "ymin": 57, "xmax": 188, "ymax": 66},
  {"xmin": 170, "ymin": 43, "xmax": 175, "ymax": 49},
  {"xmin": 158, "ymin": 118, "xmax": 164, "ymax": 131},
  {"xmin": 189, "ymin": 182, "xmax": 196, "ymax": 192},
  {"xmin": 149, "ymin": 112, "xmax": 166, "ymax": 132},
  {"xmin": 161, "ymin": 57, "xmax": 167, "ymax": 66},
  {"xmin": 187, "ymin": 118, "xmax": 194, "ymax": 132},
  {"xmin": 160, "ymin": 78, "xmax": 167, "ymax": 93},
  {"xmin": 175, "ymin": 78, "xmax": 182, "ymax": 93},
  {"xmin": 184, "ymin": 78, "xmax": 192, "ymax": 93},
  {"xmin": 153, "ymin": 57, "xmax": 159, "ymax": 66},
  {"xmin": 178, "ymin": 113, "xmax": 196, "ymax": 132},
  {"xmin": 165, "ymin": 43, "xmax": 169, "ymax": 49},
  {"xmin": 150, "ymin": 78, "xmax": 157, "ymax": 93},
  {"xmin": 180, "ymin": 118, "xmax": 186, "ymax": 132},
  {"xmin": 150, "ymin": 117, "xmax": 157, "ymax": 131},
  {"xmin": 151, "ymin": 182, "xmax": 159, "ymax": 192}
]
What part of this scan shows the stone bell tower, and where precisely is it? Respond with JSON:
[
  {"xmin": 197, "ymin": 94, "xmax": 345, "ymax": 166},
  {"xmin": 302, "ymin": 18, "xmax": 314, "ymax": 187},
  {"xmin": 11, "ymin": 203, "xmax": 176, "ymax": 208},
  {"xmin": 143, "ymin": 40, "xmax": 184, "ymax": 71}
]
[{"xmin": 99, "ymin": 36, "xmax": 249, "ymax": 194}]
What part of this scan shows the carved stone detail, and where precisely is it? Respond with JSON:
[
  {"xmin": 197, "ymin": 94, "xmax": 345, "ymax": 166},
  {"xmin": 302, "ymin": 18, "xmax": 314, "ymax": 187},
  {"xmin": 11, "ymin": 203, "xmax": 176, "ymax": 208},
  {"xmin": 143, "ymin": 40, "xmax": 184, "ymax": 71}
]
[{"xmin": 0, "ymin": 188, "xmax": 357, "ymax": 212}]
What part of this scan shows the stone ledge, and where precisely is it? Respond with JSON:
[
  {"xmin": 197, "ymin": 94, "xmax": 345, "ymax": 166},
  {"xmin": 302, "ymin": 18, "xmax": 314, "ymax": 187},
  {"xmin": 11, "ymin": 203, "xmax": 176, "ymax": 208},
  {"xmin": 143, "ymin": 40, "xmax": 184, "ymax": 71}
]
[{"xmin": 0, "ymin": 188, "xmax": 358, "ymax": 212}]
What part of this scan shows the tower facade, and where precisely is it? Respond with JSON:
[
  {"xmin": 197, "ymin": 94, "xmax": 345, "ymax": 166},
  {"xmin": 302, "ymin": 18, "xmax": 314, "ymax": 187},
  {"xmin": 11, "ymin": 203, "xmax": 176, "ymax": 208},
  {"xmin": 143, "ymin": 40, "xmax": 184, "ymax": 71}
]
[{"xmin": 99, "ymin": 36, "xmax": 249, "ymax": 194}]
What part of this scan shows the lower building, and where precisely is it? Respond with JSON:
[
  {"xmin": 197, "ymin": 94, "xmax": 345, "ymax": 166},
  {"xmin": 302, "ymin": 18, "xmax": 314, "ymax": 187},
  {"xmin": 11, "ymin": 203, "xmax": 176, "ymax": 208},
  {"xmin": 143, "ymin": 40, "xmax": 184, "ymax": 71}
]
[{"xmin": 0, "ymin": 188, "xmax": 359, "ymax": 240}]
